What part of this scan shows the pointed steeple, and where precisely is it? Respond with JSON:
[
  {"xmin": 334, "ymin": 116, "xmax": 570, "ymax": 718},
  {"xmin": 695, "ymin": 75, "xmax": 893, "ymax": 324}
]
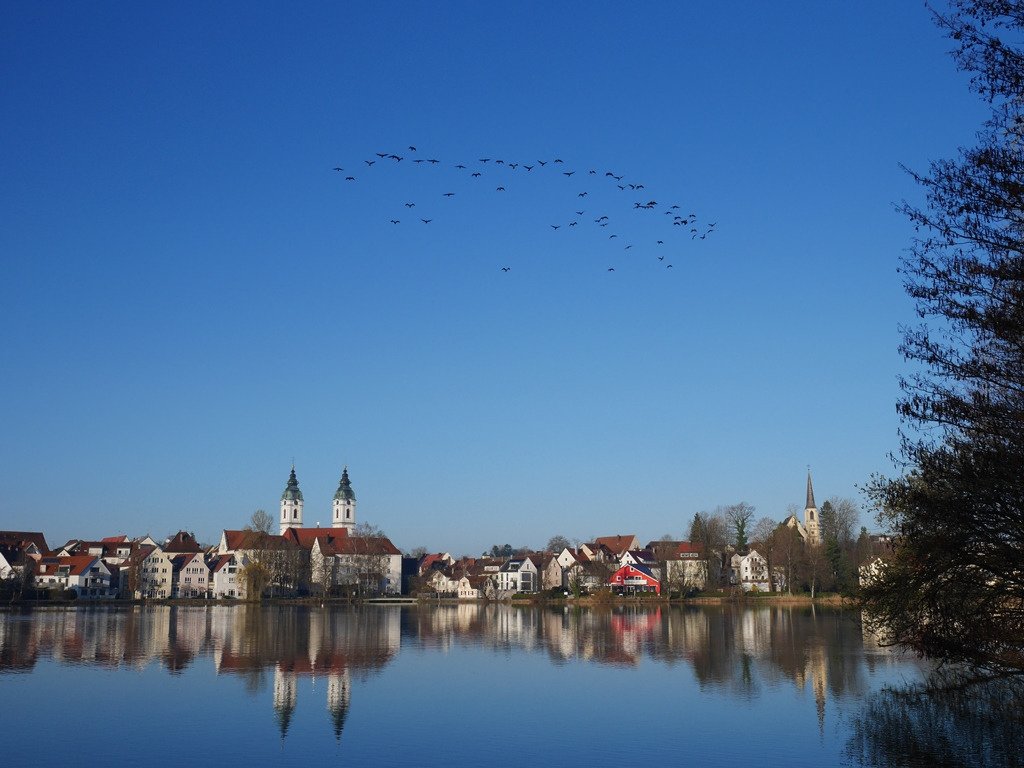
[{"xmin": 803, "ymin": 468, "xmax": 821, "ymax": 546}]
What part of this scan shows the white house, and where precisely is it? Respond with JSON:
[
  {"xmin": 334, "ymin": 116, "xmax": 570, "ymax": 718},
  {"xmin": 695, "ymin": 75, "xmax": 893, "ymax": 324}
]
[
  {"xmin": 731, "ymin": 550, "xmax": 771, "ymax": 592},
  {"xmin": 171, "ymin": 552, "xmax": 209, "ymax": 598},
  {"xmin": 35, "ymin": 555, "xmax": 114, "ymax": 599},
  {"xmin": 209, "ymin": 553, "xmax": 245, "ymax": 599},
  {"xmin": 497, "ymin": 557, "xmax": 539, "ymax": 594},
  {"xmin": 665, "ymin": 542, "xmax": 710, "ymax": 591},
  {"xmin": 138, "ymin": 547, "xmax": 174, "ymax": 598}
]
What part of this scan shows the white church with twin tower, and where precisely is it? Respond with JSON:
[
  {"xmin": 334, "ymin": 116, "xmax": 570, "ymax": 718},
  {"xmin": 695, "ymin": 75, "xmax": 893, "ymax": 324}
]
[{"xmin": 279, "ymin": 465, "xmax": 356, "ymax": 535}]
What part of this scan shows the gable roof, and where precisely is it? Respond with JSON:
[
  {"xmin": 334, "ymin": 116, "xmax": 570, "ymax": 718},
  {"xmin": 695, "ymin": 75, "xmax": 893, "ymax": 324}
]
[
  {"xmin": 164, "ymin": 531, "xmax": 202, "ymax": 553},
  {"xmin": 331, "ymin": 536, "xmax": 401, "ymax": 556},
  {"xmin": 284, "ymin": 527, "xmax": 349, "ymax": 551},
  {"xmin": 594, "ymin": 535, "xmax": 639, "ymax": 556},
  {"xmin": 221, "ymin": 530, "xmax": 296, "ymax": 552},
  {"xmin": 208, "ymin": 554, "xmax": 236, "ymax": 573},
  {"xmin": 0, "ymin": 531, "xmax": 50, "ymax": 554}
]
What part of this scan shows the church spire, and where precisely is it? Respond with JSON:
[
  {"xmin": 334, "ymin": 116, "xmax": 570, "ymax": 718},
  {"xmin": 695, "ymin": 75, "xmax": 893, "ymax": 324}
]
[{"xmin": 804, "ymin": 467, "xmax": 821, "ymax": 546}]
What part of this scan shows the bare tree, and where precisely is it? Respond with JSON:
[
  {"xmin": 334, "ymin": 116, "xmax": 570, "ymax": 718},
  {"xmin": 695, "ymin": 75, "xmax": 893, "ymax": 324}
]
[
  {"xmin": 772, "ymin": 524, "xmax": 804, "ymax": 595},
  {"xmin": 751, "ymin": 516, "xmax": 778, "ymax": 591},
  {"xmin": 821, "ymin": 496, "xmax": 858, "ymax": 546},
  {"xmin": 722, "ymin": 502, "xmax": 755, "ymax": 552},
  {"xmin": 546, "ymin": 535, "xmax": 572, "ymax": 553},
  {"xmin": 248, "ymin": 509, "xmax": 273, "ymax": 535}
]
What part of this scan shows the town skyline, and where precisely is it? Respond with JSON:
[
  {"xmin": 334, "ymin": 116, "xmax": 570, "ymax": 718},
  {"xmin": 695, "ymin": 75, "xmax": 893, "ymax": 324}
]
[{"xmin": 1, "ymin": 4, "xmax": 978, "ymax": 555}]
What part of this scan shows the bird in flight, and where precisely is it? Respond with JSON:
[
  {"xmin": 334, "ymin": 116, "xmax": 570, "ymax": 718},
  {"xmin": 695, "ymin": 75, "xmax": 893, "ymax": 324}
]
[
  {"xmin": 455, "ymin": 164, "xmax": 466, "ymax": 169},
  {"xmin": 443, "ymin": 192, "xmax": 455, "ymax": 197},
  {"xmin": 563, "ymin": 171, "xmax": 574, "ymax": 177},
  {"xmin": 421, "ymin": 218, "xmax": 432, "ymax": 224},
  {"xmin": 609, "ymin": 234, "xmax": 618, "ymax": 239},
  {"xmin": 666, "ymin": 264, "xmax": 673, "ymax": 269},
  {"xmin": 390, "ymin": 219, "xmax": 400, "ymax": 224},
  {"xmin": 576, "ymin": 211, "xmax": 585, "ymax": 216},
  {"xmin": 553, "ymin": 158, "xmax": 563, "ymax": 164},
  {"xmin": 537, "ymin": 160, "xmax": 547, "ymax": 166},
  {"xmin": 607, "ymin": 267, "xmax": 615, "ymax": 271},
  {"xmin": 501, "ymin": 266, "xmax": 511, "ymax": 272},
  {"xmin": 333, "ymin": 166, "xmax": 344, "ymax": 171},
  {"xmin": 479, "ymin": 158, "xmax": 491, "ymax": 163},
  {"xmin": 365, "ymin": 160, "xmax": 375, "ymax": 166},
  {"xmin": 405, "ymin": 202, "xmax": 415, "ymax": 208},
  {"xmin": 471, "ymin": 172, "xmax": 481, "ymax": 177},
  {"xmin": 551, "ymin": 224, "xmax": 560, "ymax": 230},
  {"xmin": 428, "ymin": 159, "xmax": 439, "ymax": 164},
  {"xmin": 496, "ymin": 186, "xmax": 505, "ymax": 191},
  {"xmin": 523, "ymin": 165, "xmax": 534, "ymax": 171},
  {"xmin": 578, "ymin": 191, "xmax": 587, "ymax": 197},
  {"xmin": 345, "ymin": 176, "xmax": 355, "ymax": 181},
  {"xmin": 657, "ymin": 240, "xmax": 664, "ymax": 245},
  {"xmin": 569, "ymin": 221, "xmax": 577, "ymax": 227},
  {"xmin": 624, "ymin": 245, "xmax": 633, "ymax": 250},
  {"xmin": 409, "ymin": 146, "xmax": 417, "ymax": 151}
]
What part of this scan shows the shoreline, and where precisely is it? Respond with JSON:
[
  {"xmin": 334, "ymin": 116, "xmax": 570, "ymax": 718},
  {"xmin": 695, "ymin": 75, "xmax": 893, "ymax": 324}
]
[{"xmin": 0, "ymin": 593, "xmax": 854, "ymax": 609}]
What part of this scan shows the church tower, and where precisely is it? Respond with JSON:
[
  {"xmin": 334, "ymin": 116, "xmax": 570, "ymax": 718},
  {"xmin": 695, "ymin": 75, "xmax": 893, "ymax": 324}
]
[
  {"xmin": 804, "ymin": 469, "xmax": 821, "ymax": 546},
  {"xmin": 332, "ymin": 466, "xmax": 356, "ymax": 530},
  {"xmin": 280, "ymin": 465, "xmax": 304, "ymax": 535}
]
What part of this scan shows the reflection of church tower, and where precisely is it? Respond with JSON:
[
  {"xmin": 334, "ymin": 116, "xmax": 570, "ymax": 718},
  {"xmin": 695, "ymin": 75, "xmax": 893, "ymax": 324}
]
[
  {"xmin": 804, "ymin": 469, "xmax": 821, "ymax": 546},
  {"xmin": 332, "ymin": 466, "xmax": 356, "ymax": 530},
  {"xmin": 327, "ymin": 668, "xmax": 352, "ymax": 741},
  {"xmin": 808, "ymin": 643, "xmax": 828, "ymax": 737},
  {"xmin": 280, "ymin": 466, "xmax": 304, "ymax": 535},
  {"xmin": 273, "ymin": 665, "xmax": 297, "ymax": 739}
]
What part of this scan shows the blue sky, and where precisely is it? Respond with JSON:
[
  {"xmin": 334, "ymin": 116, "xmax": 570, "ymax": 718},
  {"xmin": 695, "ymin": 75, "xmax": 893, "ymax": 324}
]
[{"xmin": 1, "ymin": 2, "xmax": 985, "ymax": 554}]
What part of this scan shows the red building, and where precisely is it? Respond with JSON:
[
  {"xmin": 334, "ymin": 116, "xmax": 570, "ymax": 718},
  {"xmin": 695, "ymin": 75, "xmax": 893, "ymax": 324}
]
[{"xmin": 609, "ymin": 563, "xmax": 661, "ymax": 595}]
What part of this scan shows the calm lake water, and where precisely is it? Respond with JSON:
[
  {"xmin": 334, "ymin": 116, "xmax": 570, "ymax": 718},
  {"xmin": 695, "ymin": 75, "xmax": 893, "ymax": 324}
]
[{"xmin": 0, "ymin": 604, "xmax": 1019, "ymax": 767}]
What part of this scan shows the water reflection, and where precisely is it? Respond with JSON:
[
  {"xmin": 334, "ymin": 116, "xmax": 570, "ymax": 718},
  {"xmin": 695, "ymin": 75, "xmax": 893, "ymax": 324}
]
[
  {"xmin": 0, "ymin": 604, "xmax": 914, "ymax": 749},
  {"xmin": 846, "ymin": 672, "xmax": 1024, "ymax": 768}
]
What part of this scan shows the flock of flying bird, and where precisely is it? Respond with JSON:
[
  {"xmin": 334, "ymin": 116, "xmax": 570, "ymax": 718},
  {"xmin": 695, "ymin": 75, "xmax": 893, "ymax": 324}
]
[{"xmin": 332, "ymin": 145, "xmax": 716, "ymax": 273}]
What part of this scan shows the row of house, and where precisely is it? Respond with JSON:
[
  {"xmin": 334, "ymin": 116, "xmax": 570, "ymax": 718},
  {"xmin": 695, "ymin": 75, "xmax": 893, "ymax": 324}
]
[
  {"xmin": 1, "ymin": 468, "xmax": 827, "ymax": 600},
  {"xmin": 417, "ymin": 534, "xmax": 715, "ymax": 598}
]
